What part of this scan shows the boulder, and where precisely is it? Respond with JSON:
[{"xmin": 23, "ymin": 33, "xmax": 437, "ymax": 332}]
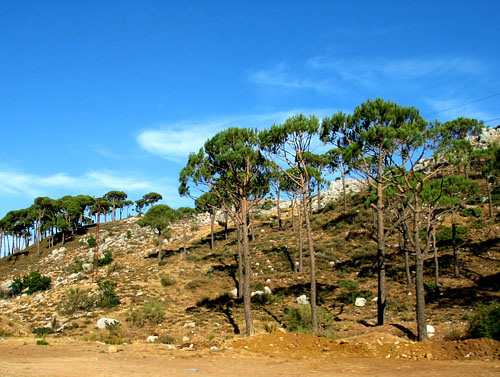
[
  {"xmin": 147, "ymin": 336, "xmax": 159, "ymax": 343},
  {"xmin": 96, "ymin": 318, "xmax": 120, "ymax": 329},
  {"xmin": 229, "ymin": 288, "xmax": 238, "ymax": 297},
  {"xmin": 427, "ymin": 324, "xmax": 435, "ymax": 337},
  {"xmin": 1, "ymin": 280, "xmax": 14, "ymax": 296},
  {"xmin": 82, "ymin": 263, "xmax": 93, "ymax": 273},
  {"xmin": 354, "ymin": 297, "xmax": 367, "ymax": 307},
  {"xmin": 251, "ymin": 290, "xmax": 264, "ymax": 297},
  {"xmin": 264, "ymin": 286, "xmax": 272, "ymax": 295},
  {"xmin": 296, "ymin": 294, "xmax": 309, "ymax": 305}
]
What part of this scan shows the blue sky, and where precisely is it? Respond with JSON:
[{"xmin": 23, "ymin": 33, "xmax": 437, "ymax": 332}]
[{"xmin": 1, "ymin": 1, "xmax": 499, "ymax": 218}]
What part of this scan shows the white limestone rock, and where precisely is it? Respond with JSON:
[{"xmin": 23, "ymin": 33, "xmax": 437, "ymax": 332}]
[
  {"xmin": 96, "ymin": 318, "xmax": 120, "ymax": 329},
  {"xmin": 354, "ymin": 297, "xmax": 367, "ymax": 307}
]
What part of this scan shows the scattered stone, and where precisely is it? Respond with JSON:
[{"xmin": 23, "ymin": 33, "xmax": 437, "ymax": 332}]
[
  {"xmin": 108, "ymin": 345, "xmax": 118, "ymax": 353},
  {"xmin": 296, "ymin": 294, "xmax": 309, "ymax": 305},
  {"xmin": 229, "ymin": 288, "xmax": 238, "ymax": 297},
  {"xmin": 32, "ymin": 293, "xmax": 44, "ymax": 304},
  {"xmin": 251, "ymin": 290, "xmax": 264, "ymax": 297},
  {"xmin": 371, "ymin": 297, "xmax": 378, "ymax": 302},
  {"xmin": 355, "ymin": 297, "xmax": 367, "ymax": 307},
  {"xmin": 96, "ymin": 318, "xmax": 120, "ymax": 329},
  {"xmin": 183, "ymin": 322, "xmax": 196, "ymax": 328},
  {"xmin": 147, "ymin": 336, "xmax": 159, "ymax": 343},
  {"xmin": 427, "ymin": 324, "xmax": 435, "ymax": 337},
  {"xmin": 264, "ymin": 286, "xmax": 272, "ymax": 294},
  {"xmin": 82, "ymin": 263, "xmax": 93, "ymax": 273}
]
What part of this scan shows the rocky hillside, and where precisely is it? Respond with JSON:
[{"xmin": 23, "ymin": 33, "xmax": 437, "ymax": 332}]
[{"xmin": 0, "ymin": 180, "xmax": 499, "ymax": 360}]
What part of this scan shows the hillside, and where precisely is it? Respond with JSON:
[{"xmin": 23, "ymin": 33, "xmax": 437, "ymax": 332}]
[{"xmin": 0, "ymin": 180, "xmax": 499, "ymax": 362}]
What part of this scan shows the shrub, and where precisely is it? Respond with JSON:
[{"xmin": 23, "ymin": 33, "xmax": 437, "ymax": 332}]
[
  {"xmin": 160, "ymin": 276, "xmax": 176, "ymax": 287},
  {"xmin": 467, "ymin": 304, "xmax": 500, "ymax": 341},
  {"xmin": 126, "ymin": 299, "xmax": 165, "ymax": 327},
  {"xmin": 88, "ymin": 324, "xmax": 129, "ymax": 345},
  {"xmin": 57, "ymin": 288, "xmax": 95, "ymax": 315},
  {"xmin": 36, "ymin": 340, "xmax": 49, "ymax": 346},
  {"xmin": 285, "ymin": 305, "xmax": 337, "ymax": 335},
  {"xmin": 461, "ymin": 207, "xmax": 483, "ymax": 217},
  {"xmin": 32, "ymin": 327, "xmax": 54, "ymax": 338},
  {"xmin": 97, "ymin": 281, "xmax": 120, "ymax": 308},
  {"xmin": 339, "ymin": 280, "xmax": 358, "ymax": 290},
  {"xmin": 87, "ymin": 236, "xmax": 96, "ymax": 248},
  {"xmin": 338, "ymin": 290, "xmax": 372, "ymax": 304},
  {"xmin": 98, "ymin": 251, "xmax": 113, "ymax": 267},
  {"xmin": 251, "ymin": 293, "xmax": 275, "ymax": 306},
  {"xmin": 13, "ymin": 271, "xmax": 52, "ymax": 295},
  {"xmin": 126, "ymin": 230, "xmax": 132, "ymax": 240},
  {"xmin": 158, "ymin": 260, "xmax": 168, "ymax": 266}
]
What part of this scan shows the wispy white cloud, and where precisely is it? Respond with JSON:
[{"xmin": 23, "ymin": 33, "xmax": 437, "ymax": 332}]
[
  {"xmin": 250, "ymin": 56, "xmax": 485, "ymax": 93},
  {"xmin": 249, "ymin": 63, "xmax": 331, "ymax": 92},
  {"xmin": 0, "ymin": 170, "xmax": 162, "ymax": 199},
  {"xmin": 137, "ymin": 108, "xmax": 338, "ymax": 161}
]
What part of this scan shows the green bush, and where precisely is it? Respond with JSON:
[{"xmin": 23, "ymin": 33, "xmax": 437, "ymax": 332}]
[
  {"xmin": 461, "ymin": 207, "xmax": 483, "ymax": 217},
  {"xmin": 126, "ymin": 299, "xmax": 165, "ymax": 327},
  {"xmin": 98, "ymin": 251, "xmax": 113, "ymax": 267},
  {"xmin": 126, "ymin": 230, "xmax": 132, "ymax": 240},
  {"xmin": 160, "ymin": 276, "xmax": 176, "ymax": 287},
  {"xmin": 285, "ymin": 305, "xmax": 337, "ymax": 334},
  {"xmin": 339, "ymin": 280, "xmax": 358, "ymax": 290},
  {"xmin": 87, "ymin": 236, "xmax": 96, "ymax": 248},
  {"xmin": 467, "ymin": 304, "xmax": 500, "ymax": 341},
  {"xmin": 338, "ymin": 290, "xmax": 372, "ymax": 304},
  {"xmin": 57, "ymin": 288, "xmax": 95, "ymax": 314},
  {"xmin": 97, "ymin": 281, "xmax": 120, "ymax": 308},
  {"xmin": 32, "ymin": 327, "xmax": 54, "ymax": 338},
  {"xmin": 251, "ymin": 293, "xmax": 275, "ymax": 306},
  {"xmin": 13, "ymin": 271, "xmax": 52, "ymax": 295},
  {"xmin": 36, "ymin": 340, "xmax": 49, "ymax": 346}
]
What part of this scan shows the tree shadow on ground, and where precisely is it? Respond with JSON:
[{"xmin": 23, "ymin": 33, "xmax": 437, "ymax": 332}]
[
  {"xmin": 391, "ymin": 323, "xmax": 417, "ymax": 341},
  {"xmin": 262, "ymin": 246, "xmax": 295, "ymax": 272},
  {"xmin": 466, "ymin": 237, "xmax": 500, "ymax": 261},
  {"xmin": 188, "ymin": 293, "xmax": 241, "ymax": 335}
]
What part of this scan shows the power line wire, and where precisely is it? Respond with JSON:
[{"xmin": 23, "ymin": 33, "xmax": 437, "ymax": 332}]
[
  {"xmin": 484, "ymin": 117, "xmax": 500, "ymax": 124},
  {"xmin": 424, "ymin": 92, "xmax": 500, "ymax": 117}
]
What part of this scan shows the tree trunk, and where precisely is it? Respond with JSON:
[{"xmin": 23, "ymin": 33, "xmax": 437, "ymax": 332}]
[
  {"xmin": 224, "ymin": 212, "xmax": 228, "ymax": 240},
  {"xmin": 210, "ymin": 212, "xmax": 215, "ymax": 250},
  {"xmin": 62, "ymin": 231, "xmax": 65, "ymax": 246},
  {"xmin": 486, "ymin": 176, "xmax": 494, "ymax": 219},
  {"xmin": 342, "ymin": 170, "xmax": 347, "ymax": 212},
  {"xmin": 376, "ymin": 182, "xmax": 386, "ymax": 326},
  {"xmin": 452, "ymin": 212, "xmax": 459, "ymax": 277},
  {"xmin": 400, "ymin": 230, "xmax": 412, "ymax": 286},
  {"xmin": 236, "ymin": 224, "xmax": 244, "ymax": 299},
  {"xmin": 250, "ymin": 210, "xmax": 255, "ymax": 242},
  {"xmin": 316, "ymin": 182, "xmax": 321, "ymax": 212},
  {"xmin": 432, "ymin": 228, "xmax": 440, "ymax": 291},
  {"xmin": 182, "ymin": 225, "xmax": 187, "ymax": 257},
  {"xmin": 413, "ymin": 205, "xmax": 428, "ymax": 341},
  {"xmin": 291, "ymin": 199, "xmax": 296, "ymax": 232},
  {"xmin": 157, "ymin": 231, "xmax": 164, "ymax": 262},
  {"xmin": 303, "ymin": 189, "xmax": 318, "ymax": 335},
  {"xmin": 298, "ymin": 202, "xmax": 304, "ymax": 273},
  {"xmin": 277, "ymin": 191, "xmax": 282, "ymax": 230},
  {"xmin": 241, "ymin": 197, "xmax": 254, "ymax": 336}
]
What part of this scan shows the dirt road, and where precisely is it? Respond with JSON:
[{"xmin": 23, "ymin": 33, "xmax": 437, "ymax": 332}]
[{"xmin": 0, "ymin": 338, "xmax": 499, "ymax": 377}]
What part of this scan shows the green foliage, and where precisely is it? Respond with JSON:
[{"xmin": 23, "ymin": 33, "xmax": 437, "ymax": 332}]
[
  {"xmin": 160, "ymin": 276, "xmax": 176, "ymax": 287},
  {"xmin": 32, "ymin": 327, "xmax": 54, "ymax": 337},
  {"xmin": 259, "ymin": 200, "xmax": 274, "ymax": 210},
  {"xmin": 98, "ymin": 251, "xmax": 113, "ymax": 267},
  {"xmin": 339, "ymin": 280, "xmax": 358, "ymax": 290},
  {"xmin": 285, "ymin": 305, "xmax": 337, "ymax": 334},
  {"xmin": 184, "ymin": 279, "xmax": 207, "ymax": 290},
  {"xmin": 460, "ymin": 207, "xmax": 483, "ymax": 217},
  {"xmin": 126, "ymin": 299, "xmax": 165, "ymax": 327},
  {"xmin": 137, "ymin": 204, "xmax": 176, "ymax": 236},
  {"xmin": 251, "ymin": 293, "xmax": 275, "ymax": 306},
  {"xmin": 338, "ymin": 289, "xmax": 372, "ymax": 304},
  {"xmin": 126, "ymin": 230, "xmax": 132, "ymax": 240},
  {"xmin": 87, "ymin": 236, "xmax": 96, "ymax": 248},
  {"xmin": 57, "ymin": 288, "xmax": 95, "ymax": 315},
  {"xmin": 158, "ymin": 260, "xmax": 167, "ymax": 266},
  {"xmin": 467, "ymin": 304, "xmax": 500, "ymax": 341},
  {"xmin": 436, "ymin": 226, "xmax": 469, "ymax": 244},
  {"xmin": 97, "ymin": 281, "xmax": 120, "ymax": 308},
  {"xmin": 14, "ymin": 271, "xmax": 52, "ymax": 295},
  {"xmin": 36, "ymin": 340, "xmax": 49, "ymax": 346}
]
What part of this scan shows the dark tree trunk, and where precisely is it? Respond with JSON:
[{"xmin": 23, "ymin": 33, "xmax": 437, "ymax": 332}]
[
  {"xmin": 342, "ymin": 170, "xmax": 347, "ymax": 212},
  {"xmin": 277, "ymin": 190, "xmax": 282, "ymax": 230},
  {"xmin": 297, "ymin": 202, "xmax": 304, "ymax": 273},
  {"xmin": 452, "ymin": 212, "xmax": 459, "ymax": 277},
  {"xmin": 236, "ymin": 225, "xmax": 244, "ymax": 299},
  {"xmin": 157, "ymin": 231, "xmax": 164, "ymax": 262},
  {"xmin": 376, "ymin": 181, "xmax": 386, "ymax": 326},
  {"xmin": 413, "ymin": 205, "xmax": 428, "ymax": 341},
  {"xmin": 303, "ymin": 189, "xmax": 318, "ymax": 335},
  {"xmin": 486, "ymin": 176, "xmax": 494, "ymax": 219},
  {"xmin": 250, "ymin": 210, "xmax": 255, "ymax": 242},
  {"xmin": 291, "ymin": 199, "xmax": 296, "ymax": 232},
  {"xmin": 400, "ymin": 230, "xmax": 412, "ymax": 286},
  {"xmin": 432, "ymin": 228, "xmax": 440, "ymax": 291},
  {"xmin": 210, "ymin": 212, "xmax": 215, "ymax": 250},
  {"xmin": 241, "ymin": 197, "xmax": 254, "ymax": 336}
]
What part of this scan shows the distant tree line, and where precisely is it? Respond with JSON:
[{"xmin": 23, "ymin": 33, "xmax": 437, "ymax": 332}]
[{"xmin": 0, "ymin": 191, "xmax": 163, "ymax": 258}]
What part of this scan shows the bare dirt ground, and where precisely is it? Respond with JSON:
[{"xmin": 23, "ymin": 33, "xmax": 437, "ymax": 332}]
[{"xmin": 1, "ymin": 336, "xmax": 499, "ymax": 377}]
